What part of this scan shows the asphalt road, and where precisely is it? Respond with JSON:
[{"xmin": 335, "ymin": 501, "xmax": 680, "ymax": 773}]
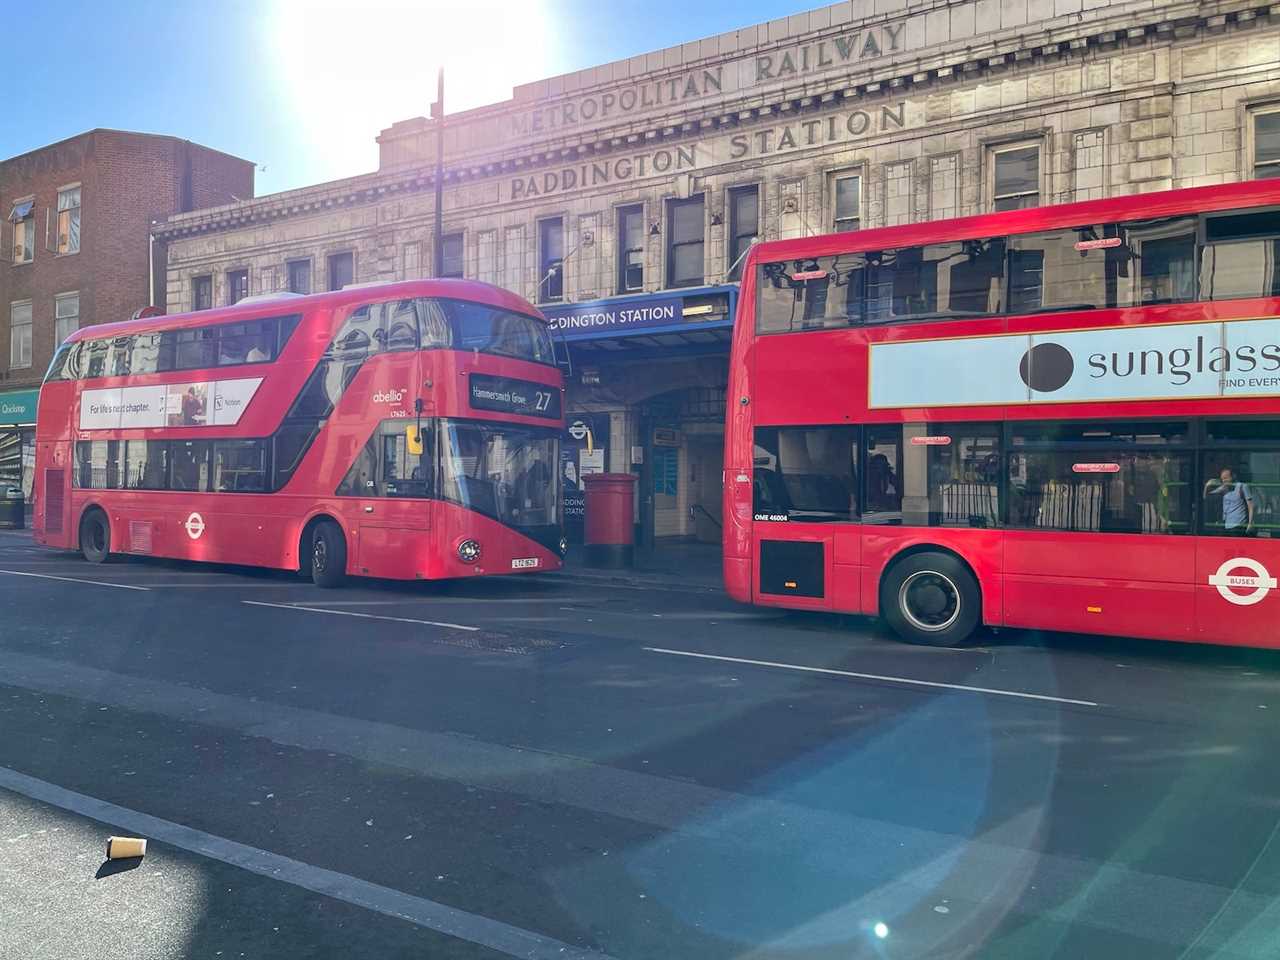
[{"xmin": 2, "ymin": 527, "xmax": 1280, "ymax": 959}]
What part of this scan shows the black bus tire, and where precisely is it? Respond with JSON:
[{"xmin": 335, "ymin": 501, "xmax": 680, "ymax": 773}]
[
  {"xmin": 79, "ymin": 509, "xmax": 111, "ymax": 565},
  {"xmin": 881, "ymin": 552, "xmax": 981, "ymax": 647},
  {"xmin": 309, "ymin": 520, "xmax": 347, "ymax": 588}
]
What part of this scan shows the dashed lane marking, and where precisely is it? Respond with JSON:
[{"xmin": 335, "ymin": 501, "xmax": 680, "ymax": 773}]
[
  {"xmin": 243, "ymin": 599, "xmax": 480, "ymax": 632},
  {"xmin": 0, "ymin": 570, "xmax": 150, "ymax": 591},
  {"xmin": 643, "ymin": 647, "xmax": 1099, "ymax": 707}
]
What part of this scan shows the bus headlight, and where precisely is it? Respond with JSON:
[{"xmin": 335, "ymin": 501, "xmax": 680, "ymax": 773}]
[{"xmin": 457, "ymin": 539, "xmax": 482, "ymax": 563}]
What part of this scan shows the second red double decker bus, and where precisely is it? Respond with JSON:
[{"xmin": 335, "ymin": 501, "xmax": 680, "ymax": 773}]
[
  {"xmin": 725, "ymin": 179, "xmax": 1280, "ymax": 649},
  {"xmin": 33, "ymin": 279, "xmax": 565, "ymax": 586}
]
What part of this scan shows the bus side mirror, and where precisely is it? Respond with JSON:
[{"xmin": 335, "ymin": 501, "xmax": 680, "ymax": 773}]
[{"xmin": 406, "ymin": 425, "xmax": 424, "ymax": 456}]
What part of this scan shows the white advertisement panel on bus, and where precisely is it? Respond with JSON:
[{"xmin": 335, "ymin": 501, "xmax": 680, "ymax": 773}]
[
  {"xmin": 79, "ymin": 379, "xmax": 263, "ymax": 430},
  {"xmin": 868, "ymin": 318, "xmax": 1280, "ymax": 408}
]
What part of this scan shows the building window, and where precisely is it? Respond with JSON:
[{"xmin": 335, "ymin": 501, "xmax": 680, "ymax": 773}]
[
  {"xmin": 1252, "ymin": 108, "xmax": 1280, "ymax": 179},
  {"xmin": 831, "ymin": 174, "xmax": 861, "ymax": 232},
  {"xmin": 617, "ymin": 205, "xmax": 644, "ymax": 293},
  {"xmin": 9, "ymin": 301, "xmax": 32, "ymax": 369},
  {"xmin": 328, "ymin": 252, "xmax": 353, "ymax": 291},
  {"xmin": 666, "ymin": 195, "xmax": 705, "ymax": 288},
  {"xmin": 990, "ymin": 143, "xmax": 1041, "ymax": 211},
  {"xmin": 9, "ymin": 199, "xmax": 34, "ymax": 264},
  {"xmin": 727, "ymin": 186, "xmax": 759, "ymax": 281},
  {"xmin": 286, "ymin": 259, "xmax": 311, "ymax": 295},
  {"xmin": 537, "ymin": 217, "xmax": 564, "ymax": 302},
  {"xmin": 55, "ymin": 292, "xmax": 79, "ymax": 344},
  {"xmin": 441, "ymin": 233, "xmax": 464, "ymax": 279},
  {"xmin": 56, "ymin": 185, "xmax": 81, "ymax": 255},
  {"xmin": 227, "ymin": 269, "xmax": 249, "ymax": 305},
  {"xmin": 193, "ymin": 275, "xmax": 213, "ymax": 311}
]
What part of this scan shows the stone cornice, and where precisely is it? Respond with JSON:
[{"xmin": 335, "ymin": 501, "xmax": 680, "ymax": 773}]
[{"xmin": 154, "ymin": 0, "xmax": 1275, "ymax": 240}]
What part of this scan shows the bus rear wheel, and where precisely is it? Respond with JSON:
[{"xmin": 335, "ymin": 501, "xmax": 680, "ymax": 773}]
[
  {"xmin": 881, "ymin": 552, "xmax": 980, "ymax": 647},
  {"xmin": 79, "ymin": 509, "xmax": 111, "ymax": 565},
  {"xmin": 309, "ymin": 520, "xmax": 346, "ymax": 588}
]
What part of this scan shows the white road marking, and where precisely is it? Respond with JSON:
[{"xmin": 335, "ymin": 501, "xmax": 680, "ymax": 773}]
[
  {"xmin": 644, "ymin": 647, "xmax": 1099, "ymax": 707},
  {"xmin": 0, "ymin": 570, "xmax": 150, "ymax": 591},
  {"xmin": 283, "ymin": 597, "xmax": 598, "ymax": 607},
  {"xmin": 0, "ymin": 765, "xmax": 610, "ymax": 960},
  {"xmin": 243, "ymin": 600, "xmax": 480, "ymax": 632},
  {"xmin": 572, "ymin": 608, "xmax": 780, "ymax": 622},
  {"xmin": 145, "ymin": 583, "xmax": 315, "ymax": 589}
]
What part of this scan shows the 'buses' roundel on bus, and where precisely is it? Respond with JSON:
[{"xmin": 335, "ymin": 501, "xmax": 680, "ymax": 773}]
[{"xmin": 1208, "ymin": 558, "xmax": 1277, "ymax": 606}]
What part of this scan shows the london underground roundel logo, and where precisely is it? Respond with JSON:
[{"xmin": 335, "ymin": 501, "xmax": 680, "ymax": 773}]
[
  {"xmin": 1019, "ymin": 342, "xmax": 1074, "ymax": 393},
  {"xmin": 184, "ymin": 512, "xmax": 206, "ymax": 540},
  {"xmin": 1208, "ymin": 557, "xmax": 1276, "ymax": 606}
]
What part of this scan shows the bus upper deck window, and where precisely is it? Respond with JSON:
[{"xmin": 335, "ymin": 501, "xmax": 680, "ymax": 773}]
[
  {"xmin": 756, "ymin": 256, "xmax": 864, "ymax": 333},
  {"xmin": 1201, "ymin": 209, "xmax": 1280, "ymax": 302}
]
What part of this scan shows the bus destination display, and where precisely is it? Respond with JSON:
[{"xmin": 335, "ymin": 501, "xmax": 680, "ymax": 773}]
[{"xmin": 469, "ymin": 374, "xmax": 561, "ymax": 420}]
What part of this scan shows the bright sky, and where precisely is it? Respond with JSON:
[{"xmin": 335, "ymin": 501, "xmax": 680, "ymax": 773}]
[{"xmin": 10, "ymin": 0, "xmax": 804, "ymax": 196}]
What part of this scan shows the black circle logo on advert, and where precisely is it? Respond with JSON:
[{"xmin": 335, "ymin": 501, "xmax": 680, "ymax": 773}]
[{"xmin": 1019, "ymin": 342, "xmax": 1074, "ymax": 393}]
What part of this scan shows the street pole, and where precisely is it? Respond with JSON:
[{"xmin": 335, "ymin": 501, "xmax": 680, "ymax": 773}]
[{"xmin": 431, "ymin": 68, "xmax": 445, "ymax": 277}]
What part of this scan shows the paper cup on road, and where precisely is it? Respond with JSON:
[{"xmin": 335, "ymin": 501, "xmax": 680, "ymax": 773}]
[{"xmin": 105, "ymin": 836, "xmax": 147, "ymax": 859}]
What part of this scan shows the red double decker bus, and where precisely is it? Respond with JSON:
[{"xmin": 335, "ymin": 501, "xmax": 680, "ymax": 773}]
[
  {"xmin": 33, "ymin": 279, "xmax": 565, "ymax": 586},
  {"xmin": 725, "ymin": 179, "xmax": 1280, "ymax": 648}
]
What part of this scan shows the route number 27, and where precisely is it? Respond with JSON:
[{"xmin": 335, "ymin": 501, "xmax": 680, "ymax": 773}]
[{"xmin": 533, "ymin": 391, "xmax": 552, "ymax": 412}]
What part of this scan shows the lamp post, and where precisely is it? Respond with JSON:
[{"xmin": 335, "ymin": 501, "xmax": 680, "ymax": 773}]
[{"xmin": 431, "ymin": 68, "xmax": 445, "ymax": 278}]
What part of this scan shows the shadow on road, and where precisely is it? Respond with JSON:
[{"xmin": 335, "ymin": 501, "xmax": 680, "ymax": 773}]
[{"xmin": 94, "ymin": 857, "xmax": 141, "ymax": 879}]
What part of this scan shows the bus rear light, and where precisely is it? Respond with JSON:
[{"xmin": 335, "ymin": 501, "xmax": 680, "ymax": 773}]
[{"xmin": 457, "ymin": 539, "xmax": 482, "ymax": 563}]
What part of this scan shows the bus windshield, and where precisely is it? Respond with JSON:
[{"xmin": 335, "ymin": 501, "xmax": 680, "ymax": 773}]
[
  {"xmin": 434, "ymin": 300, "xmax": 556, "ymax": 366},
  {"xmin": 439, "ymin": 419, "xmax": 561, "ymax": 549}
]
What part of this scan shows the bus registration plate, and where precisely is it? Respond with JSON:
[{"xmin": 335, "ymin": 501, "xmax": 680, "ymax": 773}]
[{"xmin": 511, "ymin": 558, "xmax": 540, "ymax": 569}]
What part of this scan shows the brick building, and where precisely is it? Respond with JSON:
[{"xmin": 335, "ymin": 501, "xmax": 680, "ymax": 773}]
[
  {"xmin": 0, "ymin": 129, "xmax": 253, "ymax": 504},
  {"xmin": 156, "ymin": 0, "xmax": 1280, "ymax": 546}
]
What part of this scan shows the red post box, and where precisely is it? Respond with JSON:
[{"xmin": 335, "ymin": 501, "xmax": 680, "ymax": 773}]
[{"xmin": 583, "ymin": 472, "xmax": 637, "ymax": 567}]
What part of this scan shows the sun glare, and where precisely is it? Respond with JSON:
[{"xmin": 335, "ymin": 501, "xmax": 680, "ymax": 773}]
[{"xmin": 268, "ymin": 0, "xmax": 555, "ymax": 187}]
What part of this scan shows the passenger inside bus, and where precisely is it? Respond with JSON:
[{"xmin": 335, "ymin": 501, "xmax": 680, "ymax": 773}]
[{"xmin": 1204, "ymin": 466, "xmax": 1256, "ymax": 536}]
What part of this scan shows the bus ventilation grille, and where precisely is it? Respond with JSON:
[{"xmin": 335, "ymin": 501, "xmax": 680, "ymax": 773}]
[
  {"xmin": 43, "ymin": 470, "xmax": 64, "ymax": 534},
  {"xmin": 129, "ymin": 521, "xmax": 153, "ymax": 554}
]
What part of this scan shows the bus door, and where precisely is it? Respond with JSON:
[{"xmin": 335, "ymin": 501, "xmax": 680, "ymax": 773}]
[
  {"xmin": 1194, "ymin": 441, "xmax": 1280, "ymax": 647},
  {"xmin": 1001, "ymin": 424, "xmax": 1197, "ymax": 641},
  {"xmin": 352, "ymin": 302, "xmax": 433, "ymax": 578},
  {"xmin": 356, "ymin": 424, "xmax": 432, "ymax": 579}
]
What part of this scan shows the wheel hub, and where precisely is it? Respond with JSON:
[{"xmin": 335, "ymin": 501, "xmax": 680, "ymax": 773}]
[{"xmin": 899, "ymin": 571, "xmax": 960, "ymax": 632}]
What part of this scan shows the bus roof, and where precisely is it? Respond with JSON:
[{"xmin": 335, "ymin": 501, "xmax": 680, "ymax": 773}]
[
  {"xmin": 745, "ymin": 176, "xmax": 1280, "ymax": 272},
  {"xmin": 65, "ymin": 278, "xmax": 547, "ymax": 344}
]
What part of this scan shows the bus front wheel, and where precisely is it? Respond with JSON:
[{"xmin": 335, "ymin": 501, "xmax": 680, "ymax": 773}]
[
  {"xmin": 881, "ymin": 552, "xmax": 980, "ymax": 647},
  {"xmin": 79, "ymin": 509, "xmax": 111, "ymax": 565},
  {"xmin": 309, "ymin": 520, "xmax": 347, "ymax": 588}
]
